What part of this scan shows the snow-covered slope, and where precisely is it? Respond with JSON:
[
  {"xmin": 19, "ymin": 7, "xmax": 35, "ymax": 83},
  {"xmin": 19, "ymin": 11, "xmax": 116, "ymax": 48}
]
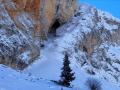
[{"xmin": 0, "ymin": 4, "xmax": 120, "ymax": 90}]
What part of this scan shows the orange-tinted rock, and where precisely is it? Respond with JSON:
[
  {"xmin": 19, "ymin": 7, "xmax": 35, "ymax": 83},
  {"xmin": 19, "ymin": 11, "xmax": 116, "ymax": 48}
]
[
  {"xmin": 1, "ymin": 0, "xmax": 77, "ymax": 38},
  {"xmin": 0, "ymin": 0, "xmax": 76, "ymax": 69}
]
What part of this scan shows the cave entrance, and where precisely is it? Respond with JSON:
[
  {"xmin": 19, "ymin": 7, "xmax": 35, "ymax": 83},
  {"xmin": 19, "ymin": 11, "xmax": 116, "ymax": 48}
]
[
  {"xmin": 48, "ymin": 19, "xmax": 61, "ymax": 37},
  {"xmin": 83, "ymin": 46, "xmax": 88, "ymax": 53}
]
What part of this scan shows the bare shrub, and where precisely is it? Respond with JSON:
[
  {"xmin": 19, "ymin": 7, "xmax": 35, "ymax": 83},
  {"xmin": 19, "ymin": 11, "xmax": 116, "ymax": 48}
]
[{"xmin": 86, "ymin": 78, "xmax": 102, "ymax": 90}]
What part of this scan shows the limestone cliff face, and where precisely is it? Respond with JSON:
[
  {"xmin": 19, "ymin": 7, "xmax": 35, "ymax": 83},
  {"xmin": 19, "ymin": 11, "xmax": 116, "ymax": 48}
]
[
  {"xmin": 1, "ymin": 0, "xmax": 76, "ymax": 37},
  {"xmin": 0, "ymin": 0, "xmax": 76, "ymax": 69}
]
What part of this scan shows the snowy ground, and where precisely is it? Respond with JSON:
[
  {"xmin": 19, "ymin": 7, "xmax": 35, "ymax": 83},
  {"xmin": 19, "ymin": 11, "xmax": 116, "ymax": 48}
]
[
  {"xmin": 0, "ymin": 36, "xmax": 120, "ymax": 90},
  {"xmin": 0, "ymin": 35, "xmax": 120, "ymax": 90}
]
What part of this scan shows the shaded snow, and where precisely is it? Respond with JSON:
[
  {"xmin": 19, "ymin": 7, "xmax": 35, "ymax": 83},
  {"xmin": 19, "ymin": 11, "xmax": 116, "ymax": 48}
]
[
  {"xmin": 18, "ymin": 51, "xmax": 31, "ymax": 64},
  {"xmin": 107, "ymin": 45, "xmax": 120, "ymax": 60}
]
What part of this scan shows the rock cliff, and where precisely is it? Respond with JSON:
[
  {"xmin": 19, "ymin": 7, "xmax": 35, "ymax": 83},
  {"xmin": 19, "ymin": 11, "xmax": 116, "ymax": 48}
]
[
  {"xmin": 1, "ymin": 0, "xmax": 76, "ymax": 37},
  {"xmin": 0, "ymin": 0, "xmax": 76, "ymax": 69},
  {"xmin": 56, "ymin": 4, "xmax": 120, "ymax": 85}
]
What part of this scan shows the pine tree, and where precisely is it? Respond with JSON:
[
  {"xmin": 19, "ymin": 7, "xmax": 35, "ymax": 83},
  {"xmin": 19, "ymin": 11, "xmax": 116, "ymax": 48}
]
[{"xmin": 59, "ymin": 52, "xmax": 75, "ymax": 87}]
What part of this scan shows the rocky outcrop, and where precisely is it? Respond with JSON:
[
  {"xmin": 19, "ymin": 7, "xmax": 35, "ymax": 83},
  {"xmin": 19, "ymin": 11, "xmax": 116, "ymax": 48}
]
[
  {"xmin": 77, "ymin": 6, "xmax": 120, "ymax": 85},
  {"xmin": 56, "ymin": 4, "xmax": 120, "ymax": 85},
  {"xmin": 1, "ymin": 0, "xmax": 76, "ymax": 37},
  {"xmin": 0, "ymin": 0, "xmax": 76, "ymax": 69},
  {"xmin": 0, "ymin": 25, "xmax": 39, "ymax": 69}
]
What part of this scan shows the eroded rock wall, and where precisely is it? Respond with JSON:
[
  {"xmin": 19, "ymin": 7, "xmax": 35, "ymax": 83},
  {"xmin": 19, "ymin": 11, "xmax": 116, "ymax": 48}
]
[
  {"xmin": 0, "ymin": 0, "xmax": 76, "ymax": 69},
  {"xmin": 1, "ymin": 0, "xmax": 76, "ymax": 37}
]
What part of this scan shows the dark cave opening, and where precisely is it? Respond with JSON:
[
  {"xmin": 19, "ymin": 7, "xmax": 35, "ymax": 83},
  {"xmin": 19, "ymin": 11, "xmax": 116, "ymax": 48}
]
[
  {"xmin": 83, "ymin": 46, "xmax": 88, "ymax": 53},
  {"xmin": 49, "ymin": 19, "xmax": 61, "ymax": 36}
]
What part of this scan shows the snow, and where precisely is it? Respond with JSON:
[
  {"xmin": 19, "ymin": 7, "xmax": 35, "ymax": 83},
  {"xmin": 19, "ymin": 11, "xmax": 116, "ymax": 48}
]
[
  {"xmin": 0, "ymin": 1, "xmax": 14, "ymax": 25},
  {"xmin": 107, "ymin": 45, "xmax": 120, "ymax": 60},
  {"xmin": 100, "ymin": 43, "xmax": 120, "ymax": 61},
  {"xmin": 0, "ymin": 37, "xmax": 120, "ymax": 90},
  {"xmin": 18, "ymin": 51, "xmax": 31, "ymax": 64},
  {"xmin": 17, "ymin": 13, "xmax": 34, "ymax": 29},
  {"xmin": 79, "ymin": 0, "xmax": 120, "ymax": 19},
  {"xmin": 0, "ymin": 4, "xmax": 120, "ymax": 90},
  {"xmin": 101, "ymin": 20, "xmax": 118, "ymax": 31}
]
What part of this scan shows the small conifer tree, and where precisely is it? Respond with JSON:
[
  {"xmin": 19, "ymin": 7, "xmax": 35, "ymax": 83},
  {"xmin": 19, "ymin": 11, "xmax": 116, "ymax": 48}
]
[{"xmin": 59, "ymin": 52, "xmax": 75, "ymax": 87}]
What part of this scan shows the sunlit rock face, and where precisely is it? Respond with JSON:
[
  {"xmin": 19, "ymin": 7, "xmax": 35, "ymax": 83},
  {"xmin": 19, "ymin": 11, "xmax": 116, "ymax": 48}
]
[
  {"xmin": 0, "ymin": 0, "xmax": 77, "ymax": 69},
  {"xmin": 1, "ymin": 0, "xmax": 76, "ymax": 37}
]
